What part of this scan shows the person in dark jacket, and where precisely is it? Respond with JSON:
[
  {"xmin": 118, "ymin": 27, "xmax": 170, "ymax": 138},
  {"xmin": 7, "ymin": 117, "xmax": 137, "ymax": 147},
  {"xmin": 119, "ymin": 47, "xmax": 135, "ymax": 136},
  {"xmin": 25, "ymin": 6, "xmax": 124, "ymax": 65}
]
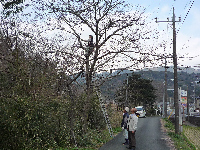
[
  {"xmin": 121, "ymin": 107, "xmax": 129, "ymax": 145},
  {"xmin": 82, "ymin": 35, "xmax": 94, "ymax": 57}
]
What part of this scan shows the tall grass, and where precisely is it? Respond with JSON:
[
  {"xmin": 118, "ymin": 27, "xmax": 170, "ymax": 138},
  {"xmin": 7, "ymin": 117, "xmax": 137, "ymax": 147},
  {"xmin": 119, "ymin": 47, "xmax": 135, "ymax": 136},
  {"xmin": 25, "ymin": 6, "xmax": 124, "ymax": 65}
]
[
  {"xmin": 163, "ymin": 118, "xmax": 196, "ymax": 150},
  {"xmin": 183, "ymin": 125, "xmax": 200, "ymax": 150}
]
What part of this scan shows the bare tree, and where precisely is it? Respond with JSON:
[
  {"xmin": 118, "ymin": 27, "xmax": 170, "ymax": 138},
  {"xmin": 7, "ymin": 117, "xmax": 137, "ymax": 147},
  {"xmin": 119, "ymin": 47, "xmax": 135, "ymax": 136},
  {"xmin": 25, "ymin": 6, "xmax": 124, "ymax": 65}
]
[
  {"xmin": 28, "ymin": 0, "xmax": 149, "ymax": 132},
  {"xmin": 32, "ymin": 0, "xmax": 149, "ymax": 87},
  {"xmin": 4, "ymin": 0, "xmax": 151, "ymax": 133}
]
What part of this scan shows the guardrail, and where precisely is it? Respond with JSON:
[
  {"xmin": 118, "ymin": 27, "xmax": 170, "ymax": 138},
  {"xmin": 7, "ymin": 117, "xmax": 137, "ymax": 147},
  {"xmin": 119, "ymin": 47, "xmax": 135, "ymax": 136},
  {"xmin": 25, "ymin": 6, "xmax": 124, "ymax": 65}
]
[
  {"xmin": 189, "ymin": 112, "xmax": 200, "ymax": 116},
  {"xmin": 186, "ymin": 116, "xmax": 200, "ymax": 127}
]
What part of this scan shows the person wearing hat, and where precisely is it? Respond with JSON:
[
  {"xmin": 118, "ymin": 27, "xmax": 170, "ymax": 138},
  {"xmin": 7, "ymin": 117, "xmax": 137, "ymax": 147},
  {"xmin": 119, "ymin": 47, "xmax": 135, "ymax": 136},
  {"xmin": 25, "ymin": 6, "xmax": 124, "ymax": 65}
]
[
  {"xmin": 127, "ymin": 108, "xmax": 138, "ymax": 150},
  {"xmin": 121, "ymin": 107, "xmax": 129, "ymax": 145}
]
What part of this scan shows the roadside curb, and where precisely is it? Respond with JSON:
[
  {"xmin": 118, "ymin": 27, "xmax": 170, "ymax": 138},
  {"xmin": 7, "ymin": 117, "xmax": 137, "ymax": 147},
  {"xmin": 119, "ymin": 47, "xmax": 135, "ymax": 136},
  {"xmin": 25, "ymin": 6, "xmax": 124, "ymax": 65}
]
[{"xmin": 160, "ymin": 119, "xmax": 176, "ymax": 150}]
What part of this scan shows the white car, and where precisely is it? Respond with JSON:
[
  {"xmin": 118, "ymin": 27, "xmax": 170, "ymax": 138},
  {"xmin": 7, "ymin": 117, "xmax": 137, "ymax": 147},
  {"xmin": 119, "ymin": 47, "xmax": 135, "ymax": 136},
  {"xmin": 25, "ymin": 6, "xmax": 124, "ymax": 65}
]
[{"xmin": 135, "ymin": 106, "xmax": 146, "ymax": 118}]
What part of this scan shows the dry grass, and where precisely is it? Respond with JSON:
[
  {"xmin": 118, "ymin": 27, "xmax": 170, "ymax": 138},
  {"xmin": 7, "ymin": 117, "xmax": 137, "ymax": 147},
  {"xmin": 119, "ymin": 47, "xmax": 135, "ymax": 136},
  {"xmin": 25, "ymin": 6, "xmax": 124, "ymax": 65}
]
[
  {"xmin": 106, "ymin": 104, "xmax": 123, "ymax": 128},
  {"xmin": 109, "ymin": 110, "xmax": 123, "ymax": 128},
  {"xmin": 183, "ymin": 126, "xmax": 200, "ymax": 150}
]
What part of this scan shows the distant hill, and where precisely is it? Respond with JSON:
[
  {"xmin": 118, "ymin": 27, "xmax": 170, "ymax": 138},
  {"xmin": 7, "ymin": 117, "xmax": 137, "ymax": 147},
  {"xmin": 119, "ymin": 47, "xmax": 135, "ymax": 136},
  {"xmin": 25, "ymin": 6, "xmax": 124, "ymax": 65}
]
[
  {"xmin": 100, "ymin": 67, "xmax": 200, "ymax": 104},
  {"xmin": 140, "ymin": 66, "xmax": 200, "ymax": 74}
]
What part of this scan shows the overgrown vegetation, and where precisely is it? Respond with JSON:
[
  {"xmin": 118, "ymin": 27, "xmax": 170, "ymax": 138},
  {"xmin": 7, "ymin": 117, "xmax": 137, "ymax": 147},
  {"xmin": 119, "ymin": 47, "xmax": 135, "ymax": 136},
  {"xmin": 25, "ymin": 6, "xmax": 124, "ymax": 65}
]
[
  {"xmin": 0, "ymin": 26, "xmax": 112, "ymax": 149},
  {"xmin": 0, "ymin": 79, "xmax": 108, "ymax": 149},
  {"xmin": 0, "ymin": 16, "xmax": 126, "ymax": 148},
  {"xmin": 163, "ymin": 118, "xmax": 197, "ymax": 150}
]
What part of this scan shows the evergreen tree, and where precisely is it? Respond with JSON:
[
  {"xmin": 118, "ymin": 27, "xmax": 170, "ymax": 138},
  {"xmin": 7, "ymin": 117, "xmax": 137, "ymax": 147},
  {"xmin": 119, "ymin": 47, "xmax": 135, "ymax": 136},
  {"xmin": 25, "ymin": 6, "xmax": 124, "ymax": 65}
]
[{"xmin": 115, "ymin": 73, "xmax": 157, "ymax": 108}]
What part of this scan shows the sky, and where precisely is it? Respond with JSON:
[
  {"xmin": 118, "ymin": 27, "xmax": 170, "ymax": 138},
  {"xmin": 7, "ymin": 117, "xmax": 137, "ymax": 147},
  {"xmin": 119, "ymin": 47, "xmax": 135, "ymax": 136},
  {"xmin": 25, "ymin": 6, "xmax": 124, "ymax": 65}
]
[
  {"xmin": 66, "ymin": 0, "xmax": 200, "ymax": 71},
  {"xmin": 0, "ymin": 0, "xmax": 200, "ymax": 71},
  {"xmin": 128, "ymin": 0, "xmax": 200, "ymax": 70}
]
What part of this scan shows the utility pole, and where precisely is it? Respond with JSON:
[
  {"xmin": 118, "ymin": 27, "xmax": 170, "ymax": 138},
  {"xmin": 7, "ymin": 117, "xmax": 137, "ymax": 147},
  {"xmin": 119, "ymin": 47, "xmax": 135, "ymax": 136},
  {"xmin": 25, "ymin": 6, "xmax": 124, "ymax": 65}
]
[
  {"xmin": 164, "ymin": 58, "xmax": 168, "ymax": 118},
  {"xmin": 185, "ymin": 66, "xmax": 189, "ymax": 121},
  {"xmin": 155, "ymin": 7, "xmax": 181, "ymax": 134},
  {"xmin": 193, "ymin": 82, "xmax": 196, "ymax": 110},
  {"xmin": 178, "ymin": 87, "xmax": 183, "ymax": 132}
]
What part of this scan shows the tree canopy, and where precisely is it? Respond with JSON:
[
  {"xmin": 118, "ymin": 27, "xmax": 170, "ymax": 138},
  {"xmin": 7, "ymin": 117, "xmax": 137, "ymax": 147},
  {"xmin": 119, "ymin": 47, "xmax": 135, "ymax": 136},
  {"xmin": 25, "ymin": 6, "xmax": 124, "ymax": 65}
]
[{"xmin": 115, "ymin": 72, "xmax": 157, "ymax": 107}]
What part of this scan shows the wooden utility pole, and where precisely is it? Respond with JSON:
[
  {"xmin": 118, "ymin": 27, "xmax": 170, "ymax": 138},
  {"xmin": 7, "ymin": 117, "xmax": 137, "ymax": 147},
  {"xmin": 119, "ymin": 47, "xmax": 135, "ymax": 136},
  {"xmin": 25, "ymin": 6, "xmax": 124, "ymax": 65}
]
[
  {"xmin": 187, "ymin": 85, "xmax": 189, "ymax": 121},
  {"xmin": 164, "ymin": 58, "xmax": 168, "ymax": 118},
  {"xmin": 155, "ymin": 7, "xmax": 181, "ymax": 134},
  {"xmin": 185, "ymin": 66, "xmax": 189, "ymax": 121}
]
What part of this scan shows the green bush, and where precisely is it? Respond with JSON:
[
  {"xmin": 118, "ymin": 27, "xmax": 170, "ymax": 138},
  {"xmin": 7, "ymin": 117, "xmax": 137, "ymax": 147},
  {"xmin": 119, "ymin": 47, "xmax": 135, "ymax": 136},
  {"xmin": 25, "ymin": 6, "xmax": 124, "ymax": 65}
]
[
  {"xmin": 0, "ymin": 92, "xmax": 108, "ymax": 149},
  {"xmin": 0, "ymin": 35, "xmax": 108, "ymax": 149},
  {"xmin": 113, "ymin": 127, "xmax": 123, "ymax": 133},
  {"xmin": 0, "ymin": 96, "xmax": 70, "ymax": 149},
  {"xmin": 163, "ymin": 118, "xmax": 174, "ymax": 130}
]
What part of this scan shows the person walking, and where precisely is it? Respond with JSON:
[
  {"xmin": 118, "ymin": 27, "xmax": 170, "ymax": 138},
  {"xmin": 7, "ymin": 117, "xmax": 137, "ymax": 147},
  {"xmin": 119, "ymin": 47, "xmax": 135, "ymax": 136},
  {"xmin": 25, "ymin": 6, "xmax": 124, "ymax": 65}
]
[
  {"xmin": 127, "ymin": 108, "xmax": 138, "ymax": 150},
  {"xmin": 121, "ymin": 107, "xmax": 129, "ymax": 145}
]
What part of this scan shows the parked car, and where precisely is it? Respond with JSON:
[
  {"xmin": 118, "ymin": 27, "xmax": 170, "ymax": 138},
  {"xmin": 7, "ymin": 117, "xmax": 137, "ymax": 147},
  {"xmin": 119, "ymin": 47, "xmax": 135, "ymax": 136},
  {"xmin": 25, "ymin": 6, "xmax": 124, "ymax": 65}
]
[{"xmin": 135, "ymin": 106, "xmax": 146, "ymax": 118}]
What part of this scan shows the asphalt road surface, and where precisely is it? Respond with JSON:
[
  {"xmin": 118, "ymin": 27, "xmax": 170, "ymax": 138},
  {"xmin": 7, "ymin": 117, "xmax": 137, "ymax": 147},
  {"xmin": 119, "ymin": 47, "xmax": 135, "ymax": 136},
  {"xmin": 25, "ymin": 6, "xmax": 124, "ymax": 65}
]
[{"xmin": 99, "ymin": 116, "xmax": 171, "ymax": 150}]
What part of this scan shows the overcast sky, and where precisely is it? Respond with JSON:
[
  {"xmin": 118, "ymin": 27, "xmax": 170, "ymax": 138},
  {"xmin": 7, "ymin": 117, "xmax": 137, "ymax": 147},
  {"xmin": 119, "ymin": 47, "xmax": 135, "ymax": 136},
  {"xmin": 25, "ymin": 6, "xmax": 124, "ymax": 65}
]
[
  {"xmin": 1, "ymin": 0, "xmax": 199, "ymax": 71},
  {"xmin": 128, "ymin": 0, "xmax": 200, "ymax": 70}
]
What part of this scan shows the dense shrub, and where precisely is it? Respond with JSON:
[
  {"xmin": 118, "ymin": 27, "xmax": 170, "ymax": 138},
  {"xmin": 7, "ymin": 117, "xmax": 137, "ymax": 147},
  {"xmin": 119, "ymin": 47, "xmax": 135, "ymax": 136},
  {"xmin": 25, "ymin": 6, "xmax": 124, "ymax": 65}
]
[
  {"xmin": 0, "ymin": 93, "xmax": 106, "ymax": 149},
  {"xmin": 0, "ymin": 25, "xmax": 106, "ymax": 149}
]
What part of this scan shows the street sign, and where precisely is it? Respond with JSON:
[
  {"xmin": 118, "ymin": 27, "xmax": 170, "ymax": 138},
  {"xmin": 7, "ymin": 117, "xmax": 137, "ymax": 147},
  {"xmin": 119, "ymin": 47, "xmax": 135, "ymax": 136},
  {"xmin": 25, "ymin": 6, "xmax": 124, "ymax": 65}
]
[
  {"xmin": 181, "ymin": 90, "xmax": 187, "ymax": 96},
  {"xmin": 181, "ymin": 97, "xmax": 187, "ymax": 107}
]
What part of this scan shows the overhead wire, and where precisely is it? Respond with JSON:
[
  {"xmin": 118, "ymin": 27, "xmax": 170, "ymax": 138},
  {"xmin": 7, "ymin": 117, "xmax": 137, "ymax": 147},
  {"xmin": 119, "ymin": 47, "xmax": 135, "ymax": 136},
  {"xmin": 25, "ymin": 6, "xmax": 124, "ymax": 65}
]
[
  {"xmin": 151, "ymin": 0, "xmax": 174, "ymax": 68},
  {"xmin": 175, "ymin": 0, "xmax": 199, "ymax": 68},
  {"xmin": 176, "ymin": 0, "xmax": 195, "ymax": 35}
]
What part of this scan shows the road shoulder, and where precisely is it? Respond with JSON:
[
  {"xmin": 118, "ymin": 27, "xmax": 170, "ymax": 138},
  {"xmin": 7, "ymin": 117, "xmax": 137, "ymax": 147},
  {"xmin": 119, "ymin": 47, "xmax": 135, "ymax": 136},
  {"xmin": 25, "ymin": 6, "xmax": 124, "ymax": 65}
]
[{"xmin": 160, "ymin": 119, "xmax": 177, "ymax": 150}]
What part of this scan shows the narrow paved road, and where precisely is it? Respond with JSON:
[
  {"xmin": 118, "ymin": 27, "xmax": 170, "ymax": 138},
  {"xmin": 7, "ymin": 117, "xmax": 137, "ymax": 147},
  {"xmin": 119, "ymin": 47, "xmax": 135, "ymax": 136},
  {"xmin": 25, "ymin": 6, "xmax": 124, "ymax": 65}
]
[{"xmin": 99, "ymin": 116, "xmax": 170, "ymax": 150}]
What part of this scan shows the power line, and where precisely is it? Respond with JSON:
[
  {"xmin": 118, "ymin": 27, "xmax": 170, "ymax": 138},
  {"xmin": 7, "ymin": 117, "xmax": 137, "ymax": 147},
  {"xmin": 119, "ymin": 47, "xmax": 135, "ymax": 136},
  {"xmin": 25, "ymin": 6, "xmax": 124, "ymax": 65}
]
[{"xmin": 176, "ymin": 0, "xmax": 195, "ymax": 35}]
